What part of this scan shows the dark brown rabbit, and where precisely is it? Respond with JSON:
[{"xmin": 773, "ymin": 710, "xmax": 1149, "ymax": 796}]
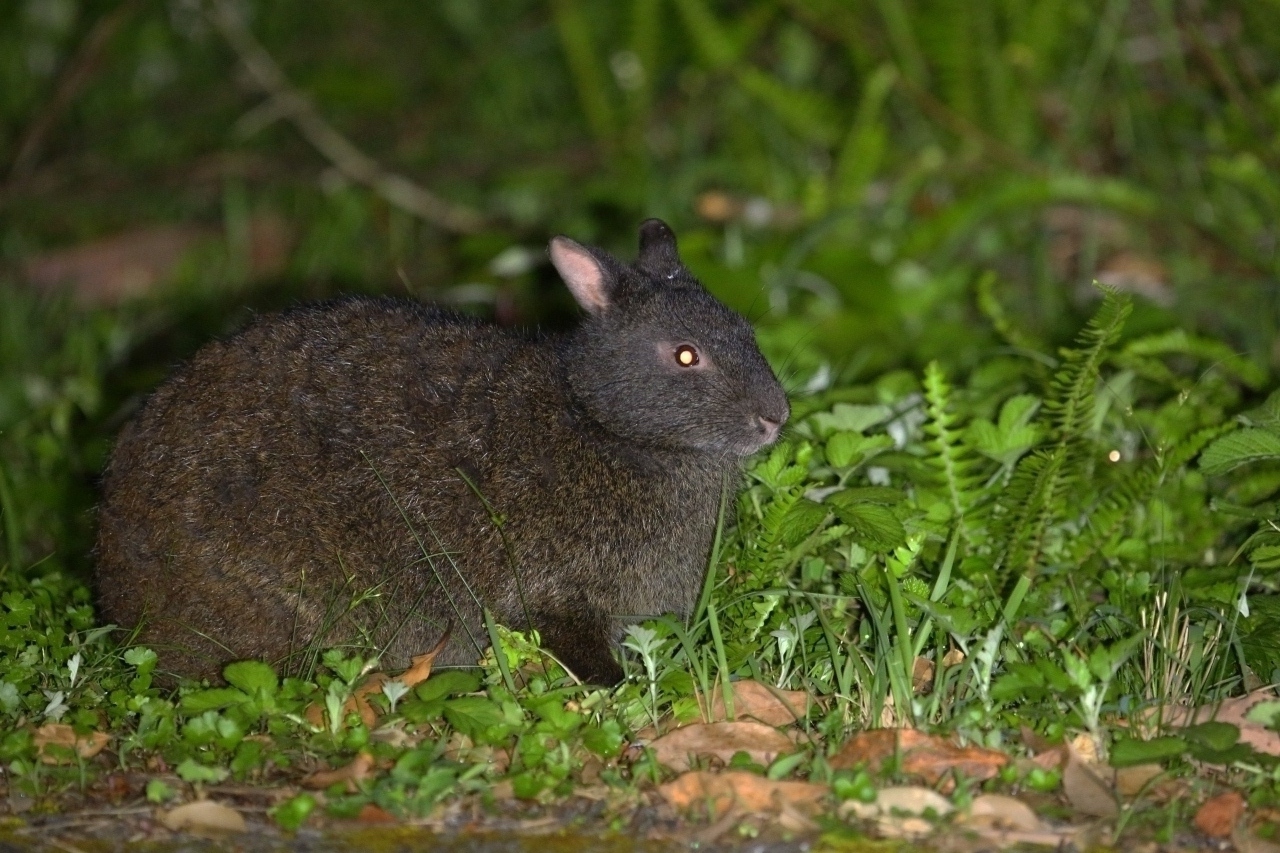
[{"xmin": 94, "ymin": 220, "xmax": 789, "ymax": 685}]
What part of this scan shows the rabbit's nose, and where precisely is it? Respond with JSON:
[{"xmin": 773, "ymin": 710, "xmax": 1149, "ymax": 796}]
[{"xmin": 756, "ymin": 415, "xmax": 782, "ymax": 444}]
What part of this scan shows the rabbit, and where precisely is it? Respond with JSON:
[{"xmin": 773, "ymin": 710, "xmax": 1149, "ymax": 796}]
[{"xmin": 94, "ymin": 219, "xmax": 790, "ymax": 685}]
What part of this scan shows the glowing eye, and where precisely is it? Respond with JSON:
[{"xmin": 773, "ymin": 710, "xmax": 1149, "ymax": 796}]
[{"xmin": 675, "ymin": 345, "xmax": 700, "ymax": 367}]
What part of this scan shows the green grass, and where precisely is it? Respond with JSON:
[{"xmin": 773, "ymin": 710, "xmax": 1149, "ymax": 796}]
[{"xmin": 2, "ymin": 0, "xmax": 1280, "ymax": 839}]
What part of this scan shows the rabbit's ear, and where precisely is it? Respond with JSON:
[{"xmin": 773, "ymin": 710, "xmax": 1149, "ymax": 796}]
[
  {"xmin": 550, "ymin": 237, "xmax": 611, "ymax": 315},
  {"xmin": 637, "ymin": 218, "xmax": 681, "ymax": 277}
]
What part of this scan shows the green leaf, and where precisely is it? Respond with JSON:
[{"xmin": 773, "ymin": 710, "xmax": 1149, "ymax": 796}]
[
  {"xmin": 968, "ymin": 394, "xmax": 1043, "ymax": 465},
  {"xmin": 827, "ymin": 499, "xmax": 905, "ymax": 552},
  {"xmin": 223, "ymin": 661, "xmax": 278, "ymax": 696},
  {"xmin": 1183, "ymin": 721, "xmax": 1240, "ymax": 752},
  {"xmin": 415, "ymin": 669, "xmax": 482, "ymax": 703},
  {"xmin": 231, "ymin": 739, "xmax": 264, "ymax": 778},
  {"xmin": 825, "ymin": 433, "xmax": 893, "ymax": 468},
  {"xmin": 1250, "ymin": 545, "xmax": 1280, "ymax": 570},
  {"xmin": 1109, "ymin": 736, "xmax": 1186, "ymax": 767},
  {"xmin": 145, "ymin": 779, "xmax": 175, "ymax": 803},
  {"xmin": 180, "ymin": 687, "xmax": 250, "ymax": 715},
  {"xmin": 442, "ymin": 696, "xmax": 506, "ymax": 737},
  {"xmin": 778, "ymin": 499, "xmax": 830, "ymax": 548},
  {"xmin": 1241, "ymin": 389, "xmax": 1280, "ymax": 430},
  {"xmin": 527, "ymin": 695, "xmax": 583, "ymax": 735},
  {"xmin": 1200, "ymin": 428, "xmax": 1280, "ymax": 476},
  {"xmin": 272, "ymin": 793, "xmax": 316, "ymax": 832},
  {"xmin": 830, "ymin": 486, "xmax": 905, "ymax": 505},
  {"xmin": 582, "ymin": 719, "xmax": 624, "ymax": 756},
  {"xmin": 810, "ymin": 403, "xmax": 894, "ymax": 436},
  {"xmin": 175, "ymin": 758, "xmax": 229, "ymax": 784},
  {"xmin": 123, "ymin": 647, "xmax": 157, "ymax": 673},
  {"xmin": 1245, "ymin": 701, "xmax": 1280, "ymax": 728}
]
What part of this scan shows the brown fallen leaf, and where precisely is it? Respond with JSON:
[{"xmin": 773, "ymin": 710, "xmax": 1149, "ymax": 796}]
[
  {"xmin": 829, "ymin": 728, "xmax": 1008, "ymax": 787},
  {"xmin": 840, "ymin": 785, "xmax": 954, "ymax": 840},
  {"xmin": 659, "ymin": 770, "xmax": 826, "ymax": 818},
  {"xmin": 159, "ymin": 800, "xmax": 247, "ymax": 835},
  {"xmin": 1195, "ymin": 790, "xmax": 1247, "ymax": 838},
  {"xmin": 398, "ymin": 640, "xmax": 449, "ymax": 688},
  {"xmin": 649, "ymin": 721, "xmax": 795, "ymax": 772},
  {"xmin": 1069, "ymin": 732, "xmax": 1102, "ymax": 764},
  {"xmin": 697, "ymin": 679, "xmax": 812, "ymax": 725},
  {"xmin": 301, "ymin": 750, "xmax": 375, "ymax": 792},
  {"xmin": 829, "ymin": 728, "xmax": 898, "ymax": 770},
  {"xmin": 1096, "ymin": 250, "xmax": 1172, "ymax": 306},
  {"xmin": 1062, "ymin": 746, "xmax": 1118, "ymax": 819},
  {"xmin": 1029, "ymin": 744, "xmax": 1067, "ymax": 771},
  {"xmin": 22, "ymin": 216, "xmax": 292, "ymax": 304},
  {"xmin": 1147, "ymin": 690, "xmax": 1280, "ymax": 758},
  {"xmin": 911, "ymin": 657, "xmax": 934, "ymax": 694},
  {"xmin": 962, "ymin": 794, "xmax": 1044, "ymax": 832},
  {"xmin": 33, "ymin": 723, "xmax": 110, "ymax": 764},
  {"xmin": 1115, "ymin": 763, "xmax": 1164, "ymax": 797},
  {"xmin": 356, "ymin": 804, "xmax": 397, "ymax": 824}
]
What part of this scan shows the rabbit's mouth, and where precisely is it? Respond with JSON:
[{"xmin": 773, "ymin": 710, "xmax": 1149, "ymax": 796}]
[{"xmin": 730, "ymin": 412, "xmax": 786, "ymax": 456}]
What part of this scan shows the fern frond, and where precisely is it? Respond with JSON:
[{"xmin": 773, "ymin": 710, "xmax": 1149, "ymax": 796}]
[
  {"xmin": 1120, "ymin": 329, "xmax": 1267, "ymax": 390},
  {"xmin": 1043, "ymin": 288, "xmax": 1132, "ymax": 443},
  {"xmin": 1063, "ymin": 462, "xmax": 1159, "ymax": 567},
  {"xmin": 738, "ymin": 485, "xmax": 806, "ymax": 580},
  {"xmin": 922, "ymin": 361, "xmax": 986, "ymax": 546},
  {"xmin": 993, "ymin": 446, "xmax": 1070, "ymax": 577}
]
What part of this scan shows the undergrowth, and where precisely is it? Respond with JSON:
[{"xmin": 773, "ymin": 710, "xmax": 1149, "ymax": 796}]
[{"xmin": 1, "ymin": 284, "xmax": 1278, "ymax": 826}]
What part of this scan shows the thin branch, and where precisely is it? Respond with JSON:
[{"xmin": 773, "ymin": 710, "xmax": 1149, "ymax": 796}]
[
  {"xmin": 205, "ymin": 0, "xmax": 484, "ymax": 234},
  {"xmin": 7, "ymin": 0, "xmax": 142, "ymax": 183}
]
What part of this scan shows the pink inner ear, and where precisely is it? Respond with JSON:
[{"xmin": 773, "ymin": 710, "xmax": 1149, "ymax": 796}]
[{"xmin": 550, "ymin": 238, "xmax": 609, "ymax": 315}]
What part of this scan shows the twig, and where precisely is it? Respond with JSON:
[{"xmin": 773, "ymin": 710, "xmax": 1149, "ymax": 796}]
[
  {"xmin": 205, "ymin": 0, "xmax": 484, "ymax": 234},
  {"xmin": 7, "ymin": 0, "xmax": 142, "ymax": 183}
]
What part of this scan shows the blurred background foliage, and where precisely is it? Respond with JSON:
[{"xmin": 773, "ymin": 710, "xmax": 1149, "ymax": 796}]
[{"xmin": 0, "ymin": 0, "xmax": 1278, "ymax": 572}]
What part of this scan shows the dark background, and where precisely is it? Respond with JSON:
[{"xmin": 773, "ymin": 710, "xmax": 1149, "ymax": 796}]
[{"xmin": 1, "ymin": 0, "xmax": 1278, "ymax": 569}]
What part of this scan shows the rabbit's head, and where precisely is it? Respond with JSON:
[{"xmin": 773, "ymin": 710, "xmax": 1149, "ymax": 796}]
[{"xmin": 555, "ymin": 219, "xmax": 789, "ymax": 457}]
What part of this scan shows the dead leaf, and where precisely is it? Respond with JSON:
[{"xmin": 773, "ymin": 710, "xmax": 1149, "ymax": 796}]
[
  {"xmin": 302, "ymin": 750, "xmax": 375, "ymax": 792},
  {"xmin": 1062, "ymin": 747, "xmax": 1117, "ymax": 818},
  {"xmin": 695, "ymin": 191, "xmax": 742, "ymax": 223},
  {"xmin": 22, "ymin": 216, "xmax": 292, "ymax": 304},
  {"xmin": 911, "ymin": 657, "xmax": 934, "ymax": 694},
  {"xmin": 1097, "ymin": 250, "xmax": 1172, "ymax": 306},
  {"xmin": 1195, "ymin": 790, "xmax": 1246, "ymax": 838},
  {"xmin": 33, "ymin": 723, "xmax": 110, "ymax": 764},
  {"xmin": 398, "ymin": 638, "xmax": 449, "ymax": 688},
  {"xmin": 1115, "ymin": 763, "xmax": 1164, "ymax": 797},
  {"xmin": 1029, "ymin": 744, "xmax": 1067, "ymax": 772},
  {"xmin": 697, "ymin": 679, "xmax": 812, "ymax": 725},
  {"xmin": 829, "ymin": 728, "xmax": 898, "ymax": 771},
  {"xmin": 649, "ymin": 721, "xmax": 795, "ymax": 772},
  {"xmin": 941, "ymin": 648, "xmax": 965, "ymax": 667},
  {"xmin": 962, "ymin": 794, "xmax": 1044, "ymax": 832},
  {"xmin": 659, "ymin": 770, "xmax": 826, "ymax": 818},
  {"xmin": 356, "ymin": 804, "xmax": 397, "ymax": 824},
  {"xmin": 1069, "ymin": 732, "xmax": 1102, "ymax": 764},
  {"xmin": 159, "ymin": 800, "xmax": 247, "ymax": 835},
  {"xmin": 829, "ymin": 728, "xmax": 1008, "ymax": 787},
  {"xmin": 1018, "ymin": 725, "xmax": 1055, "ymax": 753},
  {"xmin": 1151, "ymin": 690, "xmax": 1280, "ymax": 758},
  {"xmin": 840, "ymin": 786, "xmax": 954, "ymax": 840}
]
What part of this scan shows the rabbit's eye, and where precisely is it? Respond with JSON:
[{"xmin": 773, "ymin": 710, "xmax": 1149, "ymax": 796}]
[{"xmin": 674, "ymin": 345, "xmax": 700, "ymax": 367}]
